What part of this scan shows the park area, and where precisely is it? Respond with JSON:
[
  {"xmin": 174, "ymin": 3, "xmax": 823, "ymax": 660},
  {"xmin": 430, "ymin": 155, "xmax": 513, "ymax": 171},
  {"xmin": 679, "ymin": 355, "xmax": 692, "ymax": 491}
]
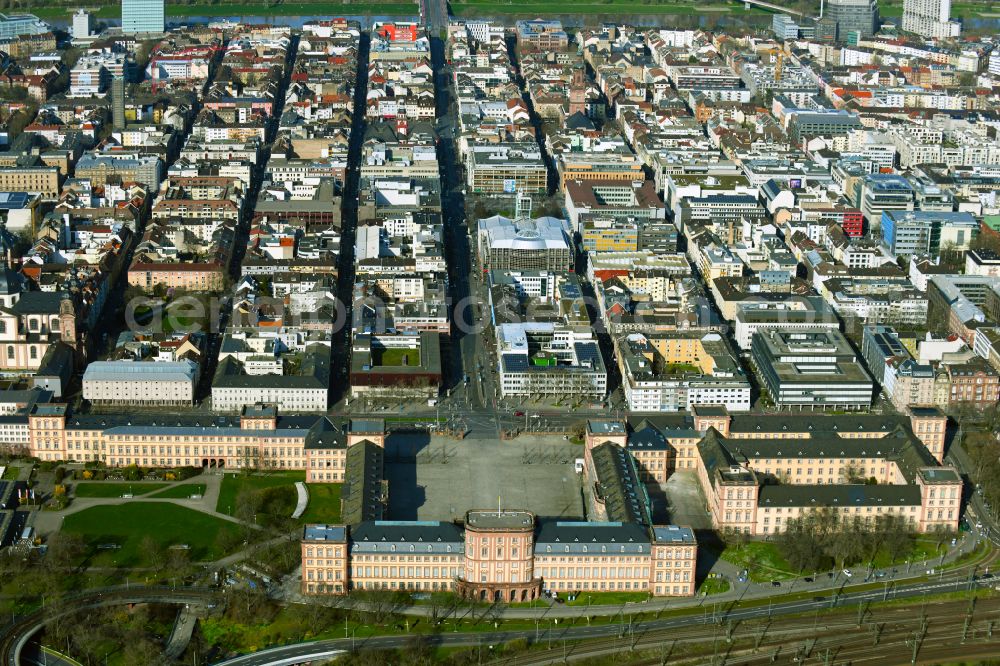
[
  {"xmin": 216, "ymin": 471, "xmax": 341, "ymax": 524},
  {"xmin": 718, "ymin": 530, "xmax": 956, "ymax": 583},
  {"xmin": 61, "ymin": 503, "xmax": 241, "ymax": 567}
]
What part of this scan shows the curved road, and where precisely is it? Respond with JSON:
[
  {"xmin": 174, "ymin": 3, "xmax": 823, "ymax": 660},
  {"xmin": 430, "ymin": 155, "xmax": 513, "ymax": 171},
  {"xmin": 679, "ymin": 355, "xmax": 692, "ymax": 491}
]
[{"xmin": 0, "ymin": 586, "xmax": 219, "ymax": 666}]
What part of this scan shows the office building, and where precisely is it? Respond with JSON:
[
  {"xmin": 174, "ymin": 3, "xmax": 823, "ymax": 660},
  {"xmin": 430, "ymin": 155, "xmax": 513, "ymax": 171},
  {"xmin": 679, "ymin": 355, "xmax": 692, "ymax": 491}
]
[
  {"xmin": 751, "ymin": 328, "xmax": 875, "ymax": 409},
  {"xmin": 121, "ymin": 0, "xmax": 164, "ymax": 34},
  {"xmin": 773, "ymin": 14, "xmax": 801, "ymax": 39},
  {"xmin": 514, "ymin": 19, "xmax": 569, "ymax": 50},
  {"xmin": 496, "ymin": 322, "xmax": 607, "ymax": 399},
  {"xmin": 927, "ymin": 275, "xmax": 1000, "ymax": 343},
  {"xmin": 466, "ymin": 144, "xmax": 548, "ymax": 194},
  {"xmin": 902, "ymin": 0, "xmax": 960, "ymax": 37},
  {"xmin": 881, "ymin": 211, "xmax": 978, "ymax": 257},
  {"xmin": 859, "ymin": 175, "xmax": 914, "ymax": 226},
  {"xmin": 825, "ymin": 0, "xmax": 879, "ymax": 39},
  {"xmin": 477, "ymin": 215, "xmax": 573, "ymax": 272},
  {"xmin": 0, "ymin": 13, "xmax": 49, "ymax": 41},
  {"xmin": 563, "ymin": 179, "xmax": 665, "ymax": 230}
]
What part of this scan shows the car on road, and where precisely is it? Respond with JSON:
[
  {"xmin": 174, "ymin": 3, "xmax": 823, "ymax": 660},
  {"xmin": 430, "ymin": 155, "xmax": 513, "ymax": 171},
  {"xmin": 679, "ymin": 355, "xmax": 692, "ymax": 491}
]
[
  {"xmin": 803, "ymin": 577, "xmax": 814, "ymax": 582},
  {"xmin": 514, "ymin": 410, "xmax": 524, "ymax": 417},
  {"xmin": 842, "ymin": 569, "xmax": 853, "ymax": 578},
  {"xmin": 770, "ymin": 581, "xmax": 781, "ymax": 587}
]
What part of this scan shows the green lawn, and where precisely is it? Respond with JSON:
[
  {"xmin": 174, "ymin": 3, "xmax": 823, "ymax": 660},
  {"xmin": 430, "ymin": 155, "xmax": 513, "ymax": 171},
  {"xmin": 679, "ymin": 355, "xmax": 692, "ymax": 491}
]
[
  {"xmin": 32, "ymin": 1, "xmax": 417, "ymax": 19},
  {"xmin": 719, "ymin": 542, "xmax": 796, "ymax": 582},
  {"xmin": 62, "ymin": 503, "xmax": 241, "ymax": 567},
  {"xmin": 1, "ymin": 465, "xmax": 20, "ymax": 480},
  {"xmin": 216, "ymin": 471, "xmax": 305, "ymax": 516},
  {"xmin": 145, "ymin": 483, "xmax": 207, "ymax": 499},
  {"xmin": 300, "ymin": 484, "xmax": 342, "ymax": 523},
  {"xmin": 73, "ymin": 482, "xmax": 168, "ymax": 498},
  {"xmin": 374, "ymin": 347, "xmax": 419, "ymax": 367}
]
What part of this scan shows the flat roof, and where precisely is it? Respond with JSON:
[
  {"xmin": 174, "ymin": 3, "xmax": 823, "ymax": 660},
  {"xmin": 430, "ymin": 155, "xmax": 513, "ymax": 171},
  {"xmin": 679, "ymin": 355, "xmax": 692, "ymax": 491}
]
[
  {"xmin": 303, "ymin": 524, "xmax": 347, "ymax": 542},
  {"xmin": 466, "ymin": 510, "xmax": 535, "ymax": 531},
  {"xmin": 652, "ymin": 525, "xmax": 696, "ymax": 544},
  {"xmin": 918, "ymin": 467, "xmax": 960, "ymax": 483},
  {"xmin": 588, "ymin": 419, "xmax": 626, "ymax": 434}
]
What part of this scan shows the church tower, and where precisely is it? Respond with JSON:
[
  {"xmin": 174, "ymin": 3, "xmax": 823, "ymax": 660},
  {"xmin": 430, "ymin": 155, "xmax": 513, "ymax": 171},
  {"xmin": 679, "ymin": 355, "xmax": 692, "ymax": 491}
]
[
  {"xmin": 569, "ymin": 65, "xmax": 587, "ymax": 117},
  {"xmin": 59, "ymin": 297, "xmax": 77, "ymax": 347}
]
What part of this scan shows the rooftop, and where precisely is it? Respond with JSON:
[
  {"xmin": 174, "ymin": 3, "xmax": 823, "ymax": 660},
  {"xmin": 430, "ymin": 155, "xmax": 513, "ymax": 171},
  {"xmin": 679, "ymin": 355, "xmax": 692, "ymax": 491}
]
[
  {"xmin": 303, "ymin": 524, "xmax": 347, "ymax": 542},
  {"xmin": 465, "ymin": 510, "xmax": 535, "ymax": 531}
]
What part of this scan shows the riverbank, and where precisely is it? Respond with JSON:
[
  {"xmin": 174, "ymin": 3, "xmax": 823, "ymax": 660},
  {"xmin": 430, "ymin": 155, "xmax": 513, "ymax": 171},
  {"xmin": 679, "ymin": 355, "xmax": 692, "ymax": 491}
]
[{"xmin": 31, "ymin": 1, "xmax": 418, "ymax": 20}]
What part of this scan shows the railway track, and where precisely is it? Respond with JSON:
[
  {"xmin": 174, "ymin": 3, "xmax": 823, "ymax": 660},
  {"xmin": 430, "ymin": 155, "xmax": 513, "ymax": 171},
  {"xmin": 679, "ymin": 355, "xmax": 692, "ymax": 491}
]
[{"xmin": 502, "ymin": 595, "xmax": 1000, "ymax": 665}]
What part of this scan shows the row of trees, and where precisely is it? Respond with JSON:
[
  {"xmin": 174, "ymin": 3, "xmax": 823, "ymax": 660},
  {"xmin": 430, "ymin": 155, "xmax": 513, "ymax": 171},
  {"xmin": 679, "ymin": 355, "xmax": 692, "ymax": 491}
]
[
  {"xmin": 963, "ymin": 429, "xmax": 1000, "ymax": 519},
  {"xmin": 774, "ymin": 509, "xmax": 920, "ymax": 573}
]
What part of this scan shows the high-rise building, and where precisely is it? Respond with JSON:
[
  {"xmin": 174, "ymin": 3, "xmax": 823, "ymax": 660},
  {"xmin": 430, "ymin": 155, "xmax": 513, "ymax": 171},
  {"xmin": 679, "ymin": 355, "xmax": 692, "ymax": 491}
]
[
  {"xmin": 72, "ymin": 9, "xmax": 91, "ymax": 40},
  {"xmin": 902, "ymin": 0, "xmax": 961, "ymax": 38},
  {"xmin": 824, "ymin": 0, "xmax": 879, "ymax": 40},
  {"xmin": 121, "ymin": 0, "xmax": 164, "ymax": 34},
  {"xmin": 111, "ymin": 76, "xmax": 126, "ymax": 129}
]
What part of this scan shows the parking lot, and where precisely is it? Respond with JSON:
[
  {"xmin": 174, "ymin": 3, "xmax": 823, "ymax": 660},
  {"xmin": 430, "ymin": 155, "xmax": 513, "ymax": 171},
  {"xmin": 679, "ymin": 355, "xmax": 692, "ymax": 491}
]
[{"xmin": 385, "ymin": 433, "xmax": 586, "ymax": 522}]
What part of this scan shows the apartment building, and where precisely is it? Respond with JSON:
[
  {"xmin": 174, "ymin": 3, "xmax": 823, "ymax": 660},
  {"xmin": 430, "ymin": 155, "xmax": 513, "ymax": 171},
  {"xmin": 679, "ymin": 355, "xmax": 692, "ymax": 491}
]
[
  {"xmin": 944, "ymin": 360, "xmax": 1000, "ymax": 409},
  {"xmin": 902, "ymin": 0, "xmax": 961, "ymax": 38},
  {"xmin": 617, "ymin": 332, "xmax": 751, "ymax": 413}
]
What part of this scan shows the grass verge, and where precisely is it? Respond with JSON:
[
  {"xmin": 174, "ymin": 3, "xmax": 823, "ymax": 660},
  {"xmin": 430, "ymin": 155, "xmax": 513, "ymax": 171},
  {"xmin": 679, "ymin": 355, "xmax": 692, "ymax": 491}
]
[{"xmin": 73, "ymin": 482, "xmax": 168, "ymax": 498}]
